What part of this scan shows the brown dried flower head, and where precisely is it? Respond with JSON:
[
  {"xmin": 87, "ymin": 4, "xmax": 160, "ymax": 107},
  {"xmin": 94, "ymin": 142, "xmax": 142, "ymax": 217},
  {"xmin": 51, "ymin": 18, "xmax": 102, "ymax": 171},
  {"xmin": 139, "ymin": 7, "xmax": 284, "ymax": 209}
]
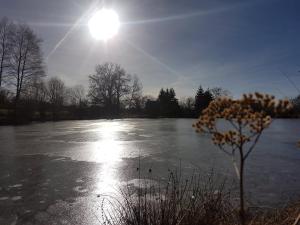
[{"xmin": 193, "ymin": 93, "xmax": 293, "ymax": 148}]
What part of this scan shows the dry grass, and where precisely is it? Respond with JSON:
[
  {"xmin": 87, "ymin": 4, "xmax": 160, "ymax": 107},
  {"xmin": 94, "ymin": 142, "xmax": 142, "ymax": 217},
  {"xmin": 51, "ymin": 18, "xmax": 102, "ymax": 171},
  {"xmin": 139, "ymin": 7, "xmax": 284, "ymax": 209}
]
[
  {"xmin": 248, "ymin": 202, "xmax": 300, "ymax": 225},
  {"xmin": 97, "ymin": 171, "xmax": 299, "ymax": 225},
  {"xmin": 99, "ymin": 171, "xmax": 236, "ymax": 225}
]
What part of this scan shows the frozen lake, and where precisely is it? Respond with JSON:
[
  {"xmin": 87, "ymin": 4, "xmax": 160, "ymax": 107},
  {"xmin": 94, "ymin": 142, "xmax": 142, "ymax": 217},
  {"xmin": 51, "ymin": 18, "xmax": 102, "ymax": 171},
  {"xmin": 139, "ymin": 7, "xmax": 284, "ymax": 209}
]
[{"xmin": 0, "ymin": 119, "xmax": 300, "ymax": 224}]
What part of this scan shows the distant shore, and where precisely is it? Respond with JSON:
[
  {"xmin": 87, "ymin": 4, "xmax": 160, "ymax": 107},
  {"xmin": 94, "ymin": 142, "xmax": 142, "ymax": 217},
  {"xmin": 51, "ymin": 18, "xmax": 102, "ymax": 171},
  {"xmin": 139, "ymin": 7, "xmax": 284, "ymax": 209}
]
[{"xmin": 1, "ymin": 114, "xmax": 299, "ymax": 126}]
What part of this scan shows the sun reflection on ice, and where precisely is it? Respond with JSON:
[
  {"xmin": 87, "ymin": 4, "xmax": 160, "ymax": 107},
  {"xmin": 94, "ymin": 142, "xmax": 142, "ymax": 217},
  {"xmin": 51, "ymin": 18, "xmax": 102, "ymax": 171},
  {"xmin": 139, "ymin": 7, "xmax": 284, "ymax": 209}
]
[{"xmin": 91, "ymin": 122, "xmax": 124, "ymax": 195}]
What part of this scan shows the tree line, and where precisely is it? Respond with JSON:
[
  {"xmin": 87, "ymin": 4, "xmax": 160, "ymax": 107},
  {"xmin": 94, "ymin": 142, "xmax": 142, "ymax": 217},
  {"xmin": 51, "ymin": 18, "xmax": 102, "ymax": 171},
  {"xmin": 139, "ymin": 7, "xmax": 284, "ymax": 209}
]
[
  {"xmin": 1, "ymin": 16, "xmax": 299, "ymax": 124},
  {"xmin": 0, "ymin": 16, "xmax": 231, "ymax": 123}
]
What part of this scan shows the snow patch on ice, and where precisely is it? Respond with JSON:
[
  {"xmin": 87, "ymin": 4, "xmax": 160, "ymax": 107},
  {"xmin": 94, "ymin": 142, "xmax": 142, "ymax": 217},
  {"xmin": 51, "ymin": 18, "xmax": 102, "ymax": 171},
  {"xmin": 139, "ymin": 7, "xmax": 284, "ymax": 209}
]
[{"xmin": 11, "ymin": 196, "xmax": 22, "ymax": 201}]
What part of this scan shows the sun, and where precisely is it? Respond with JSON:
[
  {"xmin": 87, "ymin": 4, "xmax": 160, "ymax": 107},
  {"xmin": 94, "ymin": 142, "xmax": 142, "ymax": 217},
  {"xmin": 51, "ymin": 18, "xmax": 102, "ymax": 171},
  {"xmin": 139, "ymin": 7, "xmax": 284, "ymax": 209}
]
[{"xmin": 88, "ymin": 9, "xmax": 120, "ymax": 41}]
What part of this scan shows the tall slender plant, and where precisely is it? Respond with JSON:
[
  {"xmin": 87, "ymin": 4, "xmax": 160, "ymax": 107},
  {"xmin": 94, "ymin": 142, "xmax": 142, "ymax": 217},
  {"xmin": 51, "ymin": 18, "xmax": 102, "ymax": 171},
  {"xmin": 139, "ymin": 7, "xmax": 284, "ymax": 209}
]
[{"xmin": 193, "ymin": 93, "xmax": 292, "ymax": 224}]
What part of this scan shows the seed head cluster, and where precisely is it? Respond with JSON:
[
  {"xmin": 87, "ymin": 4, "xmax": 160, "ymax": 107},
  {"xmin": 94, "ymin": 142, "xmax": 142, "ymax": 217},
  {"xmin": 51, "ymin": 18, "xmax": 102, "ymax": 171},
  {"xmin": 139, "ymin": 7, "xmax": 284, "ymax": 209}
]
[{"xmin": 193, "ymin": 93, "xmax": 292, "ymax": 148}]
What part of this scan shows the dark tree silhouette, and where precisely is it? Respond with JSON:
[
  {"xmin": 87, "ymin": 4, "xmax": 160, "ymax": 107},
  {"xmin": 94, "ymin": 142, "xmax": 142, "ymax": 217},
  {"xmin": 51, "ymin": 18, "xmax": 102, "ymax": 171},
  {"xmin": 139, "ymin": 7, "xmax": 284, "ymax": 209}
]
[
  {"xmin": 67, "ymin": 85, "xmax": 86, "ymax": 107},
  {"xmin": 194, "ymin": 86, "xmax": 213, "ymax": 116},
  {"xmin": 126, "ymin": 75, "xmax": 143, "ymax": 112},
  {"xmin": 66, "ymin": 85, "xmax": 88, "ymax": 119},
  {"xmin": 21, "ymin": 78, "xmax": 48, "ymax": 120},
  {"xmin": 145, "ymin": 99, "xmax": 159, "ymax": 118},
  {"xmin": 47, "ymin": 77, "xmax": 65, "ymax": 120},
  {"xmin": 210, "ymin": 87, "xmax": 231, "ymax": 99},
  {"xmin": 179, "ymin": 97, "xmax": 195, "ymax": 117},
  {"xmin": 8, "ymin": 24, "xmax": 45, "ymax": 102},
  {"xmin": 194, "ymin": 86, "xmax": 204, "ymax": 112},
  {"xmin": 0, "ymin": 17, "xmax": 14, "ymax": 88},
  {"xmin": 115, "ymin": 66, "xmax": 131, "ymax": 112},
  {"xmin": 88, "ymin": 62, "xmax": 131, "ymax": 116},
  {"xmin": 157, "ymin": 88, "xmax": 180, "ymax": 117},
  {"xmin": 291, "ymin": 95, "xmax": 300, "ymax": 116}
]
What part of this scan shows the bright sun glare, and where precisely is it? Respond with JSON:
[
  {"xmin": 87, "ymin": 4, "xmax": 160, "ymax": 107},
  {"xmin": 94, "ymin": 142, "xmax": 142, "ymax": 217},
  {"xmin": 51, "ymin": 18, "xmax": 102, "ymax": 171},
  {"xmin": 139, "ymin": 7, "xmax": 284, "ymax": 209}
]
[{"xmin": 88, "ymin": 9, "xmax": 120, "ymax": 41}]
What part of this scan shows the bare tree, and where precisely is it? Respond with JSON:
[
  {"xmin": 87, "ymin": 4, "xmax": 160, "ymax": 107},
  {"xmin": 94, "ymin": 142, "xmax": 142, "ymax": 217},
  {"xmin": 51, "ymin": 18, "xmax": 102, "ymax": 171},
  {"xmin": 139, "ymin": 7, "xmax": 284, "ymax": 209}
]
[
  {"xmin": 8, "ymin": 24, "xmax": 45, "ymax": 102},
  {"xmin": 47, "ymin": 77, "xmax": 65, "ymax": 106},
  {"xmin": 210, "ymin": 87, "xmax": 231, "ymax": 99},
  {"xmin": 67, "ymin": 84, "xmax": 86, "ymax": 106},
  {"xmin": 23, "ymin": 78, "xmax": 48, "ymax": 103},
  {"xmin": 180, "ymin": 97, "xmax": 194, "ymax": 109},
  {"xmin": 47, "ymin": 77, "xmax": 65, "ymax": 119},
  {"xmin": 127, "ymin": 75, "xmax": 143, "ymax": 111},
  {"xmin": 88, "ymin": 62, "xmax": 131, "ymax": 114},
  {"xmin": 115, "ymin": 65, "xmax": 131, "ymax": 111},
  {"xmin": 0, "ymin": 17, "xmax": 14, "ymax": 88},
  {"xmin": 0, "ymin": 88, "xmax": 12, "ymax": 104},
  {"xmin": 89, "ymin": 63, "xmax": 114, "ymax": 107},
  {"xmin": 34, "ymin": 79, "xmax": 48, "ymax": 104}
]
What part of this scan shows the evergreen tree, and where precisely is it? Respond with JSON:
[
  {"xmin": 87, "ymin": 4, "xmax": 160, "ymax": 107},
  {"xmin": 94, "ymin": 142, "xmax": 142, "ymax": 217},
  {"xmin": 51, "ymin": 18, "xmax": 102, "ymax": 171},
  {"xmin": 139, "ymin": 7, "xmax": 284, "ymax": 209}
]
[
  {"xmin": 194, "ymin": 86, "xmax": 204, "ymax": 112},
  {"xmin": 194, "ymin": 86, "xmax": 213, "ymax": 116},
  {"xmin": 157, "ymin": 88, "xmax": 180, "ymax": 117}
]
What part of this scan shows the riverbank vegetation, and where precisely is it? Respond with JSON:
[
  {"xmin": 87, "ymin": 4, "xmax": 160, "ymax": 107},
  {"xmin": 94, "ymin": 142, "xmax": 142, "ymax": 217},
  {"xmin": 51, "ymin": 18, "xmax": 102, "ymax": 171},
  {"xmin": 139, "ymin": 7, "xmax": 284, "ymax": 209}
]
[
  {"xmin": 100, "ymin": 171, "xmax": 300, "ymax": 225},
  {"xmin": 101, "ymin": 172, "xmax": 236, "ymax": 225}
]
